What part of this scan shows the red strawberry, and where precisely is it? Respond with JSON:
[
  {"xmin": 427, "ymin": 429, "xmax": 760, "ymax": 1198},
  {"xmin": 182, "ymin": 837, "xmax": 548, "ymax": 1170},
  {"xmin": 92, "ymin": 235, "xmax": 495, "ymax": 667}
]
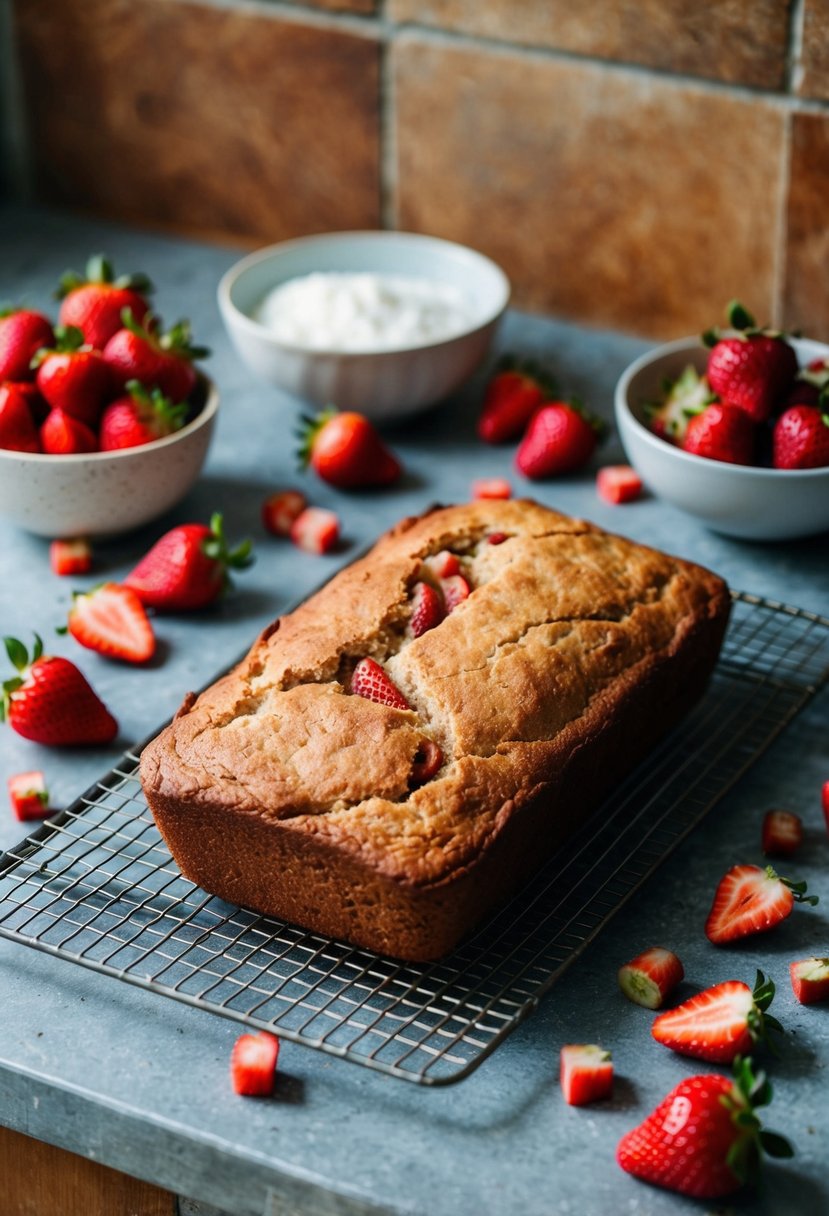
[
  {"xmin": 99, "ymin": 380, "xmax": 188, "ymax": 452},
  {"xmin": 7, "ymin": 379, "xmax": 49, "ymax": 424},
  {"xmin": 772, "ymin": 405, "xmax": 829, "ymax": 469},
  {"xmin": 440, "ymin": 574, "xmax": 471, "ymax": 613},
  {"xmin": 57, "ymin": 254, "xmax": 153, "ymax": 350},
  {"xmin": 33, "ymin": 326, "xmax": 111, "ymax": 427},
  {"xmin": 230, "ymin": 1032, "xmax": 280, "ymax": 1096},
  {"xmin": 410, "ymin": 738, "xmax": 443, "ymax": 785},
  {"xmin": 290, "ymin": 506, "xmax": 340, "ymax": 555},
  {"xmin": 780, "ymin": 359, "xmax": 829, "ymax": 410},
  {"xmin": 560, "ymin": 1044, "xmax": 613, "ymax": 1106},
  {"xmin": 0, "ymin": 308, "xmax": 54, "ymax": 382},
  {"xmin": 40, "ymin": 408, "xmax": 97, "ymax": 455},
  {"xmin": 351, "ymin": 658, "xmax": 410, "ymax": 711},
  {"xmin": 486, "ymin": 532, "xmax": 508, "ymax": 545},
  {"xmin": 789, "ymin": 958, "xmax": 829, "ymax": 1006},
  {"xmin": 761, "ymin": 809, "xmax": 802, "ymax": 857},
  {"xmin": 298, "ymin": 409, "xmax": 401, "ymax": 489},
  {"xmin": 50, "ymin": 539, "xmax": 92, "ymax": 577},
  {"xmin": 0, "ymin": 383, "xmax": 40, "ymax": 452},
  {"xmin": 705, "ymin": 863, "xmax": 817, "ymax": 945},
  {"xmin": 1, "ymin": 634, "xmax": 118, "ymax": 746},
  {"xmin": 652, "ymin": 972, "xmax": 782, "ymax": 1064},
  {"xmin": 427, "ymin": 550, "xmax": 460, "ymax": 579},
  {"xmin": 597, "ymin": 465, "xmax": 643, "ymax": 505},
  {"xmin": 645, "ymin": 364, "xmax": 714, "ymax": 443},
  {"xmin": 516, "ymin": 400, "xmax": 603, "ymax": 479},
  {"xmin": 618, "ymin": 947, "xmax": 684, "ymax": 1010},
  {"xmin": 125, "ymin": 513, "xmax": 252, "ymax": 612},
  {"xmin": 261, "ymin": 489, "xmax": 307, "ymax": 537},
  {"xmin": 471, "ymin": 476, "xmax": 512, "ymax": 500},
  {"xmin": 103, "ymin": 312, "xmax": 207, "ymax": 401},
  {"xmin": 681, "ymin": 402, "xmax": 754, "ymax": 465},
  {"xmin": 7, "ymin": 770, "xmax": 50, "ymax": 822},
  {"xmin": 823, "ymin": 780, "xmax": 829, "ymax": 836},
  {"xmin": 703, "ymin": 301, "xmax": 797, "ymax": 423},
  {"xmin": 477, "ymin": 360, "xmax": 552, "ymax": 444},
  {"xmin": 67, "ymin": 582, "xmax": 155, "ymax": 664},
  {"xmin": 617, "ymin": 1057, "xmax": 792, "ymax": 1198},
  {"xmin": 410, "ymin": 581, "xmax": 444, "ymax": 637}
]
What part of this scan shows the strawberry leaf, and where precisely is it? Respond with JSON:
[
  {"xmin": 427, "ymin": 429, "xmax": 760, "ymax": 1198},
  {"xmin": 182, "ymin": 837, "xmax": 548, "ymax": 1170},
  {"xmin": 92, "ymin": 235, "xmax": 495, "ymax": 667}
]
[
  {"xmin": 727, "ymin": 300, "xmax": 756, "ymax": 331},
  {"xmin": 760, "ymin": 1131, "xmax": 795, "ymax": 1159}
]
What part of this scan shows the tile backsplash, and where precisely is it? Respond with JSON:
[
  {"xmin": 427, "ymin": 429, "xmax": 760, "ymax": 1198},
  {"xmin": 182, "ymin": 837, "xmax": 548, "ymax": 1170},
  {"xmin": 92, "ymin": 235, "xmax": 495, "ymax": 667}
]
[{"xmin": 7, "ymin": 0, "xmax": 829, "ymax": 339}]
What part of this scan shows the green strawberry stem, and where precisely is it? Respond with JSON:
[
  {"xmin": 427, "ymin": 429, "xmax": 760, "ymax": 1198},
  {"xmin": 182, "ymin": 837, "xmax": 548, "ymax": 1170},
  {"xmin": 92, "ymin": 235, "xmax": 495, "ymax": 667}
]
[
  {"xmin": 296, "ymin": 407, "xmax": 337, "ymax": 470},
  {"xmin": 120, "ymin": 308, "xmax": 209, "ymax": 361},
  {"xmin": 703, "ymin": 300, "xmax": 788, "ymax": 348},
  {"xmin": 775, "ymin": 868, "xmax": 819, "ymax": 906},
  {"xmin": 723, "ymin": 1057, "xmax": 793, "ymax": 1187},
  {"xmin": 30, "ymin": 325, "xmax": 88, "ymax": 368},
  {"xmin": 567, "ymin": 396, "xmax": 607, "ymax": 442},
  {"xmin": 746, "ymin": 970, "xmax": 784, "ymax": 1055},
  {"xmin": 57, "ymin": 254, "xmax": 154, "ymax": 299},
  {"xmin": 1, "ymin": 634, "xmax": 42, "ymax": 723},
  {"xmin": 125, "ymin": 379, "xmax": 189, "ymax": 431},
  {"xmin": 202, "ymin": 513, "xmax": 254, "ymax": 594}
]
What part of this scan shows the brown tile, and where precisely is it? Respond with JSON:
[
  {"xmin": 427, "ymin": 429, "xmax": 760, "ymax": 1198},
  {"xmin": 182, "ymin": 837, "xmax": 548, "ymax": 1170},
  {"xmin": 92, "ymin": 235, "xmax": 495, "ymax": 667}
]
[
  {"xmin": 13, "ymin": 0, "xmax": 381, "ymax": 243},
  {"xmin": 390, "ymin": 0, "xmax": 791, "ymax": 88},
  {"xmin": 394, "ymin": 38, "xmax": 784, "ymax": 339},
  {"xmin": 783, "ymin": 113, "xmax": 829, "ymax": 340},
  {"xmin": 300, "ymin": 0, "xmax": 377, "ymax": 11},
  {"xmin": 799, "ymin": 0, "xmax": 829, "ymax": 100}
]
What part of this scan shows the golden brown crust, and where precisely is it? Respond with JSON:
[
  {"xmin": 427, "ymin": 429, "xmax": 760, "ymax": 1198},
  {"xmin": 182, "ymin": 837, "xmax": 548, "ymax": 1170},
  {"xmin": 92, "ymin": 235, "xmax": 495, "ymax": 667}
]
[{"xmin": 140, "ymin": 501, "xmax": 730, "ymax": 960}]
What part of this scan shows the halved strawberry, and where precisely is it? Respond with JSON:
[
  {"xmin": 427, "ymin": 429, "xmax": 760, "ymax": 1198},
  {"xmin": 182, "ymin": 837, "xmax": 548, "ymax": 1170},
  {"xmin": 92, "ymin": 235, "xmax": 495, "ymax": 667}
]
[
  {"xmin": 441, "ymin": 574, "xmax": 471, "ymax": 613},
  {"xmin": 597, "ymin": 465, "xmax": 643, "ymax": 505},
  {"xmin": 651, "ymin": 972, "xmax": 782, "ymax": 1064},
  {"xmin": 40, "ymin": 408, "xmax": 98, "ymax": 455},
  {"xmin": 289, "ymin": 506, "xmax": 340, "ymax": 555},
  {"xmin": 262, "ymin": 489, "xmax": 307, "ymax": 538},
  {"xmin": 789, "ymin": 958, "xmax": 829, "ymax": 1006},
  {"xmin": 618, "ymin": 947, "xmax": 684, "ymax": 1010},
  {"xmin": 67, "ymin": 583, "xmax": 155, "ymax": 664},
  {"xmin": 410, "ymin": 581, "xmax": 444, "ymax": 637},
  {"xmin": 560, "ymin": 1044, "xmax": 613, "ymax": 1106},
  {"xmin": 351, "ymin": 658, "xmax": 410, "ymax": 711},
  {"xmin": 230, "ymin": 1031, "xmax": 280, "ymax": 1096},
  {"xmin": 761, "ymin": 810, "xmax": 802, "ymax": 858},
  {"xmin": 50, "ymin": 539, "xmax": 92, "ymax": 577},
  {"xmin": 471, "ymin": 476, "xmax": 512, "ymax": 500},
  {"xmin": 427, "ymin": 550, "xmax": 461, "ymax": 579},
  {"xmin": 7, "ymin": 770, "xmax": 50, "ymax": 822},
  {"xmin": 705, "ymin": 864, "xmax": 817, "ymax": 945},
  {"xmin": 410, "ymin": 738, "xmax": 443, "ymax": 785}
]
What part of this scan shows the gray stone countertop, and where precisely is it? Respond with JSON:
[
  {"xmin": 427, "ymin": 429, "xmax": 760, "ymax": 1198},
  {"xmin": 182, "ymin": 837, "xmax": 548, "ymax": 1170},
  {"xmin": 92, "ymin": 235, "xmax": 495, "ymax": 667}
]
[{"xmin": 0, "ymin": 205, "xmax": 827, "ymax": 1216}]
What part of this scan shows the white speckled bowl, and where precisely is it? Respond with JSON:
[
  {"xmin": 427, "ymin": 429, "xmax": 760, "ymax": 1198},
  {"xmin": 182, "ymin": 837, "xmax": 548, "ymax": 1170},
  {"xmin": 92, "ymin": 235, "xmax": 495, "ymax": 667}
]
[
  {"xmin": 218, "ymin": 231, "xmax": 510, "ymax": 422},
  {"xmin": 0, "ymin": 379, "xmax": 218, "ymax": 538}
]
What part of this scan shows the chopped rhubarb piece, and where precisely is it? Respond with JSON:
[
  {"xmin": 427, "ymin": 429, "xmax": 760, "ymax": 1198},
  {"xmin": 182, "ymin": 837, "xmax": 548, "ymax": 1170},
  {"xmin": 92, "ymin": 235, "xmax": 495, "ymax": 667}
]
[
  {"xmin": 618, "ymin": 947, "xmax": 684, "ymax": 1010},
  {"xmin": 597, "ymin": 465, "xmax": 643, "ymax": 505},
  {"xmin": 441, "ymin": 574, "xmax": 471, "ymax": 613},
  {"xmin": 560, "ymin": 1044, "xmax": 613, "ymax": 1106},
  {"xmin": 351, "ymin": 657, "xmax": 410, "ymax": 710},
  {"xmin": 230, "ymin": 1031, "xmax": 280, "ymax": 1096},
  {"xmin": 262, "ymin": 489, "xmax": 307, "ymax": 537},
  {"xmin": 472, "ymin": 476, "xmax": 512, "ymax": 500},
  {"xmin": 761, "ymin": 809, "xmax": 803, "ymax": 857},
  {"xmin": 290, "ymin": 507, "xmax": 340, "ymax": 555},
  {"xmin": 8, "ymin": 771, "xmax": 50, "ymax": 822},
  {"xmin": 487, "ymin": 532, "xmax": 508, "ymax": 545},
  {"xmin": 410, "ymin": 739, "xmax": 443, "ymax": 785},
  {"xmin": 50, "ymin": 538, "xmax": 92, "ymax": 577},
  {"xmin": 790, "ymin": 958, "xmax": 829, "ymax": 1006},
  {"xmin": 428, "ymin": 550, "xmax": 460, "ymax": 579},
  {"xmin": 410, "ymin": 581, "xmax": 444, "ymax": 638}
]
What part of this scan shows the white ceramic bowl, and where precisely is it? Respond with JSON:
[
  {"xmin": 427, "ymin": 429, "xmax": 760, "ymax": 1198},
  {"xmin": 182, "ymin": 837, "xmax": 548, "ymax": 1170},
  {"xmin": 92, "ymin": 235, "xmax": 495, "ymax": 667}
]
[
  {"xmin": 0, "ymin": 379, "xmax": 218, "ymax": 539},
  {"xmin": 615, "ymin": 337, "xmax": 829, "ymax": 541},
  {"xmin": 217, "ymin": 231, "xmax": 510, "ymax": 422}
]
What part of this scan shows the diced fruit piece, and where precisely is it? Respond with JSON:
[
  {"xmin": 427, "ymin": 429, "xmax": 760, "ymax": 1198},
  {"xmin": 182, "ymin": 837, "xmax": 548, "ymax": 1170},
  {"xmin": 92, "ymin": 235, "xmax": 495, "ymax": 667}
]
[
  {"xmin": 0, "ymin": 383, "xmax": 40, "ymax": 452},
  {"xmin": 7, "ymin": 770, "xmax": 50, "ymax": 822},
  {"xmin": 477, "ymin": 361, "xmax": 551, "ymax": 444},
  {"xmin": 262, "ymin": 489, "xmax": 307, "ymax": 537},
  {"xmin": 597, "ymin": 465, "xmax": 643, "ymax": 505},
  {"xmin": 290, "ymin": 506, "xmax": 340, "ymax": 555},
  {"xmin": 68, "ymin": 582, "xmax": 155, "ymax": 664},
  {"xmin": 516, "ymin": 400, "xmax": 603, "ymax": 479},
  {"xmin": 705, "ymin": 864, "xmax": 817, "ymax": 945},
  {"xmin": 1, "ymin": 634, "xmax": 118, "ymax": 746},
  {"xmin": 351, "ymin": 658, "xmax": 410, "ymax": 711},
  {"xmin": 681, "ymin": 402, "xmax": 754, "ymax": 465},
  {"xmin": 471, "ymin": 476, "xmax": 512, "ymax": 500},
  {"xmin": 125, "ymin": 513, "xmax": 253, "ymax": 611},
  {"xmin": 651, "ymin": 972, "xmax": 782, "ymax": 1064},
  {"xmin": 33, "ymin": 326, "xmax": 112, "ymax": 428},
  {"xmin": 99, "ymin": 380, "xmax": 188, "ymax": 451},
  {"xmin": 428, "ymin": 550, "xmax": 460, "ymax": 579},
  {"xmin": 0, "ymin": 308, "xmax": 54, "ymax": 382},
  {"xmin": 230, "ymin": 1031, "xmax": 280, "ymax": 1096},
  {"xmin": 298, "ymin": 409, "xmax": 401, "ymax": 489},
  {"xmin": 703, "ymin": 301, "xmax": 798, "ymax": 423},
  {"xmin": 410, "ymin": 581, "xmax": 444, "ymax": 637},
  {"xmin": 486, "ymin": 532, "xmax": 508, "ymax": 545},
  {"xmin": 57, "ymin": 254, "xmax": 154, "ymax": 350},
  {"xmin": 761, "ymin": 810, "xmax": 802, "ymax": 857},
  {"xmin": 50, "ymin": 539, "xmax": 92, "ymax": 577},
  {"xmin": 440, "ymin": 574, "xmax": 471, "ymax": 613},
  {"xmin": 103, "ymin": 311, "xmax": 206, "ymax": 401},
  {"xmin": 789, "ymin": 958, "xmax": 829, "ymax": 1006},
  {"xmin": 560, "ymin": 1044, "xmax": 613, "ymax": 1106},
  {"xmin": 772, "ymin": 405, "xmax": 829, "ymax": 469},
  {"xmin": 616, "ymin": 1057, "xmax": 792, "ymax": 1198},
  {"xmin": 410, "ymin": 739, "xmax": 443, "ymax": 785},
  {"xmin": 644, "ymin": 364, "xmax": 713, "ymax": 443},
  {"xmin": 40, "ymin": 408, "xmax": 98, "ymax": 455},
  {"xmin": 618, "ymin": 946, "xmax": 684, "ymax": 1010}
]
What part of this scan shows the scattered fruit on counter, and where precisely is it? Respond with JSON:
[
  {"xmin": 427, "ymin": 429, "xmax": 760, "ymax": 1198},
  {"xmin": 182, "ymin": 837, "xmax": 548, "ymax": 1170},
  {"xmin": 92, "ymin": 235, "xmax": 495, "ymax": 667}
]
[
  {"xmin": 124, "ymin": 513, "xmax": 253, "ymax": 612},
  {"xmin": 761, "ymin": 809, "xmax": 803, "ymax": 858},
  {"xmin": 596, "ymin": 465, "xmax": 643, "ymax": 505},
  {"xmin": 1, "ymin": 634, "xmax": 117, "ymax": 746},
  {"xmin": 0, "ymin": 307, "xmax": 54, "ymax": 382},
  {"xmin": 261, "ymin": 489, "xmax": 307, "ymax": 538},
  {"xmin": 616, "ymin": 1057, "xmax": 792, "ymax": 1198},
  {"xmin": 298, "ymin": 409, "xmax": 402, "ymax": 490},
  {"xmin": 559, "ymin": 1044, "xmax": 613, "ymax": 1106},
  {"xmin": 351, "ymin": 657, "xmax": 410, "ymax": 711},
  {"xmin": 471, "ymin": 476, "xmax": 512, "ymax": 500},
  {"xmin": 617, "ymin": 946, "xmax": 684, "ymax": 1009},
  {"xmin": 50, "ymin": 538, "xmax": 92, "ymax": 577},
  {"xmin": 477, "ymin": 359, "xmax": 553, "ymax": 444},
  {"xmin": 66, "ymin": 583, "xmax": 155, "ymax": 665},
  {"xmin": 651, "ymin": 972, "xmax": 782, "ymax": 1064},
  {"xmin": 7, "ymin": 770, "xmax": 50, "ymax": 821},
  {"xmin": 289, "ymin": 506, "xmax": 340, "ymax": 555},
  {"xmin": 705, "ymin": 864, "xmax": 817, "ymax": 945},
  {"xmin": 57, "ymin": 254, "xmax": 153, "ymax": 350},
  {"xmin": 789, "ymin": 958, "xmax": 829, "ymax": 1005},
  {"xmin": 230, "ymin": 1031, "xmax": 280, "ymax": 1097},
  {"xmin": 0, "ymin": 382, "xmax": 40, "ymax": 452},
  {"xmin": 516, "ymin": 400, "xmax": 604, "ymax": 479},
  {"xmin": 102, "ymin": 311, "xmax": 206, "ymax": 401},
  {"xmin": 703, "ymin": 301, "xmax": 798, "ymax": 423},
  {"xmin": 99, "ymin": 380, "xmax": 188, "ymax": 451},
  {"xmin": 772, "ymin": 403, "xmax": 829, "ymax": 470}
]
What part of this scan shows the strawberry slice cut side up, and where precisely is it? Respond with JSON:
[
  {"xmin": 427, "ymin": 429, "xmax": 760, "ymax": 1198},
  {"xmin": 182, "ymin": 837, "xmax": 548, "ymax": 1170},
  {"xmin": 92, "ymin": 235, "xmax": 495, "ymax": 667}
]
[
  {"xmin": 7, "ymin": 770, "xmax": 50, "ymax": 822},
  {"xmin": 651, "ymin": 972, "xmax": 783, "ymax": 1064},
  {"xmin": 410, "ymin": 581, "xmax": 444, "ymax": 637},
  {"xmin": 67, "ymin": 582, "xmax": 156, "ymax": 664},
  {"xmin": 560, "ymin": 1044, "xmax": 613, "ymax": 1106},
  {"xmin": 618, "ymin": 946, "xmax": 684, "ymax": 1010},
  {"xmin": 705, "ymin": 864, "xmax": 817, "ymax": 945},
  {"xmin": 428, "ymin": 550, "xmax": 461, "ymax": 579},
  {"xmin": 230, "ymin": 1032, "xmax": 280, "ymax": 1097},
  {"xmin": 761, "ymin": 810, "xmax": 802, "ymax": 858},
  {"xmin": 351, "ymin": 658, "xmax": 410, "ymax": 711},
  {"xmin": 789, "ymin": 958, "xmax": 829, "ymax": 1006},
  {"xmin": 440, "ymin": 574, "xmax": 471, "ymax": 614}
]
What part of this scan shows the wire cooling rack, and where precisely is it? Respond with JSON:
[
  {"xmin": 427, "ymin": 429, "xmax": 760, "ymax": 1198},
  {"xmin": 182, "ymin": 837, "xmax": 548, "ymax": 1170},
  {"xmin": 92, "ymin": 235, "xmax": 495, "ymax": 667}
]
[{"xmin": 0, "ymin": 592, "xmax": 827, "ymax": 1086}]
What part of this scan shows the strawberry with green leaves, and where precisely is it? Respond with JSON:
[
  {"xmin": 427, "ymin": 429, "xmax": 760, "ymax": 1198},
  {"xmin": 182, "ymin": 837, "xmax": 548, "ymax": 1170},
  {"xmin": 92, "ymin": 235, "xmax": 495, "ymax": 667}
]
[
  {"xmin": 103, "ymin": 311, "xmax": 207, "ymax": 401},
  {"xmin": 124, "ymin": 513, "xmax": 253, "ymax": 611},
  {"xmin": 40, "ymin": 408, "xmax": 97, "ymax": 455},
  {"xmin": 99, "ymin": 380, "xmax": 189, "ymax": 452},
  {"xmin": 651, "ymin": 972, "xmax": 783, "ymax": 1063},
  {"xmin": 477, "ymin": 358, "xmax": 554, "ymax": 444},
  {"xmin": 298, "ymin": 409, "xmax": 401, "ymax": 490},
  {"xmin": 645, "ymin": 364, "xmax": 714, "ymax": 444},
  {"xmin": 516, "ymin": 400, "xmax": 603, "ymax": 479},
  {"xmin": 1, "ymin": 634, "xmax": 118, "ymax": 746},
  {"xmin": 705, "ymin": 863, "xmax": 817, "ymax": 944},
  {"xmin": 33, "ymin": 325, "xmax": 112, "ymax": 427},
  {"xmin": 703, "ymin": 301, "xmax": 797, "ymax": 423},
  {"xmin": 772, "ymin": 404, "xmax": 829, "ymax": 469},
  {"xmin": 681, "ymin": 401, "xmax": 755, "ymax": 465},
  {"xmin": 57, "ymin": 254, "xmax": 153, "ymax": 350},
  {"xmin": 7, "ymin": 770, "xmax": 50, "ymax": 821},
  {"xmin": 0, "ymin": 307, "xmax": 54, "ymax": 382}
]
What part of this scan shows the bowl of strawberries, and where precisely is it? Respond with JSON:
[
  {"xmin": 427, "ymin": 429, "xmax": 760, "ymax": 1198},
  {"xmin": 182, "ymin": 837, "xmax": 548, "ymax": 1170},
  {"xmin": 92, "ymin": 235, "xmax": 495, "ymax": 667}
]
[
  {"xmin": 615, "ymin": 302, "xmax": 829, "ymax": 540},
  {"xmin": 0, "ymin": 256, "xmax": 218, "ymax": 538}
]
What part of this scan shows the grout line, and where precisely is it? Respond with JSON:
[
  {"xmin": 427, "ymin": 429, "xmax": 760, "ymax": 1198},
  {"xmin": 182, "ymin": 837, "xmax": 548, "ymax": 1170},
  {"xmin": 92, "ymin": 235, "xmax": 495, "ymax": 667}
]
[{"xmin": 786, "ymin": 0, "xmax": 807, "ymax": 95}]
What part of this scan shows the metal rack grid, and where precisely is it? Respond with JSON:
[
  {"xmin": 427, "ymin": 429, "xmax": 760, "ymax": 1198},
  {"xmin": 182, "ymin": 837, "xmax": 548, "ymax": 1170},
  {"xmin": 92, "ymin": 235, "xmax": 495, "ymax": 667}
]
[{"xmin": 0, "ymin": 592, "xmax": 827, "ymax": 1086}]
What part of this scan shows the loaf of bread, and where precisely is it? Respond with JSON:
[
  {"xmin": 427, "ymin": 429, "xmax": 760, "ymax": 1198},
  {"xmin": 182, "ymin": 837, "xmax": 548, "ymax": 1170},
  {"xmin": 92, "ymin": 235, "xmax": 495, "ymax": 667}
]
[{"xmin": 140, "ymin": 501, "xmax": 730, "ymax": 961}]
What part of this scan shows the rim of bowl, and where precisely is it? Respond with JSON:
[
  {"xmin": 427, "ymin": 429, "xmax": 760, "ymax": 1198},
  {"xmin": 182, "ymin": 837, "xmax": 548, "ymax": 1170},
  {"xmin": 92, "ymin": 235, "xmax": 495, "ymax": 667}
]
[
  {"xmin": 217, "ymin": 230, "xmax": 512, "ymax": 358},
  {"xmin": 616, "ymin": 336, "xmax": 829, "ymax": 480},
  {"xmin": 0, "ymin": 377, "xmax": 219, "ymax": 465}
]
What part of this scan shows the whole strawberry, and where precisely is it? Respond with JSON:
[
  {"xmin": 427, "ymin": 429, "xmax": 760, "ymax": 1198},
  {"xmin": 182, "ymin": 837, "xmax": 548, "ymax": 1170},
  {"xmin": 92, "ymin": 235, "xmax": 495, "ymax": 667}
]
[
  {"xmin": 298, "ymin": 409, "xmax": 401, "ymax": 489},
  {"xmin": 516, "ymin": 400, "xmax": 603, "ymax": 479},
  {"xmin": 0, "ymin": 383, "xmax": 40, "ymax": 452},
  {"xmin": 124, "ymin": 512, "xmax": 253, "ymax": 611},
  {"xmin": 57, "ymin": 254, "xmax": 153, "ymax": 350},
  {"xmin": 99, "ymin": 380, "xmax": 189, "ymax": 452},
  {"xmin": 617, "ymin": 1057, "xmax": 792, "ymax": 1199},
  {"xmin": 1, "ymin": 634, "xmax": 118, "ymax": 746},
  {"xmin": 103, "ymin": 312, "xmax": 207, "ymax": 401},
  {"xmin": 772, "ymin": 404, "xmax": 829, "ymax": 469},
  {"xmin": 703, "ymin": 301, "xmax": 797, "ymax": 423},
  {"xmin": 681, "ymin": 401, "xmax": 754, "ymax": 465},
  {"xmin": 33, "ymin": 325, "xmax": 112, "ymax": 427},
  {"xmin": 477, "ymin": 358, "xmax": 553, "ymax": 444},
  {"xmin": 40, "ymin": 408, "xmax": 98, "ymax": 455},
  {"xmin": 0, "ymin": 307, "xmax": 54, "ymax": 382}
]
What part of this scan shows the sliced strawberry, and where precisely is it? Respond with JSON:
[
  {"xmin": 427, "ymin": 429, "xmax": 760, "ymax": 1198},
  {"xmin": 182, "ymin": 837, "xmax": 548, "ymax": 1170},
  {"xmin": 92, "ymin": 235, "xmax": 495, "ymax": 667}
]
[
  {"xmin": 0, "ymin": 383, "xmax": 40, "ymax": 452},
  {"xmin": 7, "ymin": 770, "xmax": 50, "ymax": 822},
  {"xmin": 49, "ymin": 539, "xmax": 92, "ymax": 577},
  {"xmin": 262, "ymin": 489, "xmax": 307, "ymax": 537},
  {"xmin": 289, "ymin": 507, "xmax": 340, "ymax": 555},
  {"xmin": 410, "ymin": 581, "xmax": 444, "ymax": 637},
  {"xmin": 40, "ymin": 408, "xmax": 98, "ymax": 455},
  {"xmin": 651, "ymin": 972, "xmax": 782, "ymax": 1064},
  {"xmin": 351, "ymin": 658, "xmax": 410, "ymax": 711},
  {"xmin": 486, "ymin": 532, "xmax": 508, "ymax": 545},
  {"xmin": 597, "ymin": 465, "xmax": 643, "ymax": 505},
  {"xmin": 705, "ymin": 864, "xmax": 817, "ymax": 945},
  {"xmin": 441, "ymin": 574, "xmax": 471, "ymax": 614},
  {"xmin": 471, "ymin": 476, "xmax": 512, "ymax": 500},
  {"xmin": 230, "ymin": 1031, "xmax": 280, "ymax": 1096},
  {"xmin": 67, "ymin": 582, "xmax": 155, "ymax": 664},
  {"xmin": 761, "ymin": 810, "xmax": 802, "ymax": 858},
  {"xmin": 618, "ymin": 947, "xmax": 684, "ymax": 1010},
  {"xmin": 789, "ymin": 958, "xmax": 829, "ymax": 1006},
  {"xmin": 560, "ymin": 1044, "xmax": 613, "ymax": 1106},
  {"xmin": 427, "ymin": 550, "xmax": 461, "ymax": 579},
  {"xmin": 410, "ymin": 738, "xmax": 443, "ymax": 785}
]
